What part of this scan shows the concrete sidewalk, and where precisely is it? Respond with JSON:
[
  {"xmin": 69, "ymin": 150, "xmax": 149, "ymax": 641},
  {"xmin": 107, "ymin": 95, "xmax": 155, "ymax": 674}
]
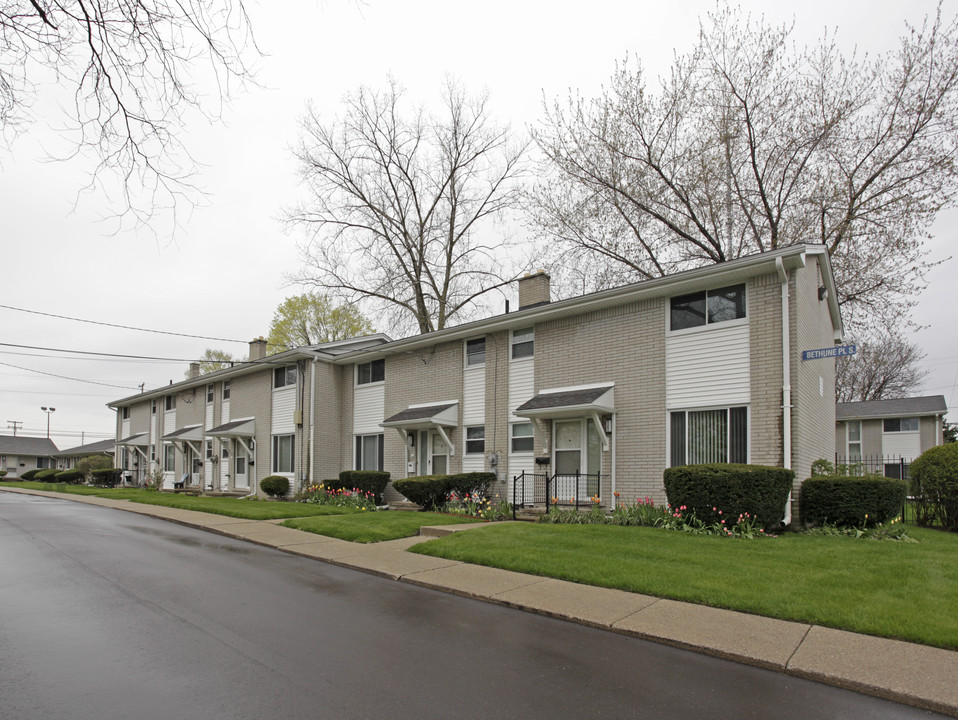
[{"xmin": 4, "ymin": 485, "xmax": 956, "ymax": 717}]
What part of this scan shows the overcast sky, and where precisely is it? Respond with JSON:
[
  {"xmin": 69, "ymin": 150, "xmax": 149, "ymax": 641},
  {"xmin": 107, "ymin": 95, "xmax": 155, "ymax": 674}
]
[{"xmin": 1, "ymin": 0, "xmax": 955, "ymax": 449}]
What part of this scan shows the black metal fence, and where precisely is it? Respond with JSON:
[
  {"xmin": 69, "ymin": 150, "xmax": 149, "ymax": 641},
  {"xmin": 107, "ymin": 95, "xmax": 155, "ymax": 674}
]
[
  {"xmin": 511, "ymin": 471, "xmax": 602, "ymax": 519},
  {"xmin": 834, "ymin": 455, "xmax": 910, "ymax": 480}
]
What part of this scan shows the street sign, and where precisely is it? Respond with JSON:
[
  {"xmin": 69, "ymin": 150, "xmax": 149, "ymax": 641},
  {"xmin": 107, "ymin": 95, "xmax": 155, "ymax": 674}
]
[{"xmin": 801, "ymin": 344, "xmax": 857, "ymax": 361}]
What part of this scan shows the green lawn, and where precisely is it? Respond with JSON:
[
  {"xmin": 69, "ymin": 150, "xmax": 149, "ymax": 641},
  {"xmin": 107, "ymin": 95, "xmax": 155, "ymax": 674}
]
[
  {"xmin": 282, "ymin": 511, "xmax": 483, "ymax": 543},
  {"xmin": 409, "ymin": 522, "xmax": 958, "ymax": 650},
  {"xmin": 0, "ymin": 482, "xmax": 353, "ymax": 520}
]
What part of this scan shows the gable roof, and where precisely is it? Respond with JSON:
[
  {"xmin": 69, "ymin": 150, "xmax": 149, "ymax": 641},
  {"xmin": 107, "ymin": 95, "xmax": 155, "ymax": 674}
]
[
  {"xmin": 56, "ymin": 439, "xmax": 115, "ymax": 457},
  {"xmin": 837, "ymin": 395, "xmax": 948, "ymax": 420},
  {"xmin": 0, "ymin": 435, "xmax": 59, "ymax": 455}
]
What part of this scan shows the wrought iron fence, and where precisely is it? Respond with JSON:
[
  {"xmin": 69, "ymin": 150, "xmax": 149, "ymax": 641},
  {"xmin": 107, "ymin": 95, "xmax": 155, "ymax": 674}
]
[
  {"xmin": 511, "ymin": 470, "xmax": 602, "ymax": 519},
  {"xmin": 834, "ymin": 455, "xmax": 910, "ymax": 480}
]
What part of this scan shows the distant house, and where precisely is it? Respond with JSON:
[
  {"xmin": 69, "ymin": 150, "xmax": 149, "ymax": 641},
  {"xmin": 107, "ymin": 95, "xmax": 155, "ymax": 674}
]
[
  {"xmin": 835, "ymin": 395, "xmax": 948, "ymax": 478},
  {"xmin": 0, "ymin": 436, "xmax": 59, "ymax": 477},
  {"xmin": 56, "ymin": 439, "xmax": 116, "ymax": 470}
]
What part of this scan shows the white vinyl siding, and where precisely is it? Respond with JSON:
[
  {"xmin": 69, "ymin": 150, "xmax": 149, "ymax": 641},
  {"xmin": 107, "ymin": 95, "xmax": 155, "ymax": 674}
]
[
  {"xmin": 271, "ymin": 386, "xmax": 297, "ymax": 434},
  {"xmin": 463, "ymin": 366, "xmax": 485, "ymax": 425},
  {"xmin": 665, "ymin": 322, "xmax": 750, "ymax": 409},
  {"xmin": 121, "ymin": 418, "xmax": 130, "ymax": 438},
  {"xmin": 354, "ymin": 384, "xmax": 385, "ymax": 435},
  {"xmin": 508, "ymin": 356, "xmax": 535, "ymax": 420},
  {"xmin": 221, "ymin": 398, "xmax": 230, "ymax": 423},
  {"xmin": 881, "ymin": 429, "xmax": 921, "ymax": 461},
  {"xmin": 205, "ymin": 403, "xmax": 214, "ymax": 430}
]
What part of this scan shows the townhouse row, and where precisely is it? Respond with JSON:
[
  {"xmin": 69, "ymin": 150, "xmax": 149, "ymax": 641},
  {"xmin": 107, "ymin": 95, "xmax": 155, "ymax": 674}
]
[{"xmin": 109, "ymin": 244, "xmax": 844, "ymax": 522}]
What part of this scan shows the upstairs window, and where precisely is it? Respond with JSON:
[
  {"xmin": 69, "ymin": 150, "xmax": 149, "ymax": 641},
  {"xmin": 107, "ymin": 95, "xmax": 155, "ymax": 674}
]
[
  {"xmin": 206, "ymin": 384, "xmax": 214, "ymax": 403},
  {"xmin": 466, "ymin": 338, "xmax": 486, "ymax": 367},
  {"xmin": 274, "ymin": 365, "xmax": 298, "ymax": 389},
  {"xmin": 121, "ymin": 407, "xmax": 130, "ymax": 420},
  {"xmin": 165, "ymin": 395, "xmax": 176, "ymax": 411},
  {"xmin": 223, "ymin": 381, "xmax": 231, "ymax": 400},
  {"xmin": 511, "ymin": 328, "xmax": 534, "ymax": 360},
  {"xmin": 670, "ymin": 284, "xmax": 746, "ymax": 331},
  {"xmin": 151, "ymin": 400, "xmax": 157, "ymax": 415},
  {"xmin": 884, "ymin": 418, "xmax": 919, "ymax": 433},
  {"xmin": 357, "ymin": 359, "xmax": 385, "ymax": 385}
]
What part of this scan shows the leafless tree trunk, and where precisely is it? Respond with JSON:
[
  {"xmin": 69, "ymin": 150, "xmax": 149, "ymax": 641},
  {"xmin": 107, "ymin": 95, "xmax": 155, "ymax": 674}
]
[
  {"xmin": 532, "ymin": 4, "xmax": 957, "ymax": 334},
  {"xmin": 1, "ymin": 1, "xmax": 258, "ymax": 226},
  {"xmin": 288, "ymin": 79, "xmax": 528, "ymax": 335}
]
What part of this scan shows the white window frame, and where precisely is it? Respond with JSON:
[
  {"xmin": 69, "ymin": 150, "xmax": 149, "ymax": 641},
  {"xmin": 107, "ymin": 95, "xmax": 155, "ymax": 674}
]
[
  {"xmin": 883, "ymin": 417, "xmax": 919, "ymax": 433},
  {"xmin": 846, "ymin": 420, "xmax": 862, "ymax": 463},
  {"xmin": 223, "ymin": 381, "xmax": 231, "ymax": 400},
  {"xmin": 354, "ymin": 433, "xmax": 384, "ymax": 471},
  {"xmin": 165, "ymin": 395, "xmax": 176, "ymax": 411},
  {"xmin": 510, "ymin": 328, "xmax": 534, "ymax": 360},
  {"xmin": 272, "ymin": 434, "xmax": 295, "ymax": 474},
  {"xmin": 510, "ymin": 422, "xmax": 535, "ymax": 453},
  {"xmin": 163, "ymin": 443, "xmax": 175, "ymax": 472},
  {"xmin": 465, "ymin": 426, "xmax": 485, "ymax": 454},
  {"xmin": 274, "ymin": 365, "xmax": 298, "ymax": 389},
  {"xmin": 356, "ymin": 359, "xmax": 385, "ymax": 386},
  {"xmin": 668, "ymin": 405, "xmax": 749, "ymax": 467},
  {"xmin": 668, "ymin": 284, "xmax": 748, "ymax": 335},
  {"xmin": 206, "ymin": 384, "xmax": 214, "ymax": 403},
  {"xmin": 465, "ymin": 337, "xmax": 486, "ymax": 367}
]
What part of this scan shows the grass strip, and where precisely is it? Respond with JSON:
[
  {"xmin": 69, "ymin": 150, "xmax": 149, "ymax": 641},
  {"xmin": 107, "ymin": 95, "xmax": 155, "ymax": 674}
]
[
  {"xmin": 409, "ymin": 522, "xmax": 958, "ymax": 650},
  {"xmin": 1, "ymin": 482, "xmax": 354, "ymax": 520},
  {"xmin": 283, "ymin": 511, "xmax": 482, "ymax": 543}
]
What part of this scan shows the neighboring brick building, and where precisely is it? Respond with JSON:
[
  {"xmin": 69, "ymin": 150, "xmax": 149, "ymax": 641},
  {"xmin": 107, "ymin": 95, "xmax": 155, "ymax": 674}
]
[
  {"xmin": 109, "ymin": 244, "xmax": 844, "ymax": 524},
  {"xmin": 835, "ymin": 395, "xmax": 948, "ymax": 479}
]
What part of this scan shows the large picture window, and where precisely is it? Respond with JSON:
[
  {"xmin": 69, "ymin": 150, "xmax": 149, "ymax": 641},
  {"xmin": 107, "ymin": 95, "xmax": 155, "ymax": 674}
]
[
  {"xmin": 883, "ymin": 418, "xmax": 918, "ymax": 433},
  {"xmin": 272, "ymin": 434, "xmax": 294, "ymax": 473},
  {"xmin": 670, "ymin": 407, "xmax": 747, "ymax": 466},
  {"xmin": 355, "ymin": 434, "xmax": 384, "ymax": 471},
  {"xmin": 670, "ymin": 284, "xmax": 746, "ymax": 331},
  {"xmin": 357, "ymin": 359, "xmax": 385, "ymax": 385}
]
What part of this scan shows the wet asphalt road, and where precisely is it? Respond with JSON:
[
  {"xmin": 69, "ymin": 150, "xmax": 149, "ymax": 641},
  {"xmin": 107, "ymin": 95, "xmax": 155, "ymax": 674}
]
[{"xmin": 0, "ymin": 492, "xmax": 946, "ymax": 720}]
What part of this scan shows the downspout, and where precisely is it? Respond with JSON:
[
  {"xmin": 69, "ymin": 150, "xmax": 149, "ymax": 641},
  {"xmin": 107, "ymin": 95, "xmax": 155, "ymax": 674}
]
[
  {"xmin": 775, "ymin": 257, "xmax": 793, "ymax": 526},
  {"xmin": 610, "ymin": 414, "xmax": 616, "ymax": 508},
  {"xmin": 310, "ymin": 357, "xmax": 317, "ymax": 489}
]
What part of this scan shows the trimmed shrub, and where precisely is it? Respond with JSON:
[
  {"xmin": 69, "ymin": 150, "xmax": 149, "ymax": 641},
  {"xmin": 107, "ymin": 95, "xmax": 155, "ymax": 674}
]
[
  {"xmin": 0, "ymin": 469, "xmax": 7, "ymax": 478},
  {"xmin": 55, "ymin": 469, "xmax": 84, "ymax": 484},
  {"xmin": 800, "ymin": 475, "xmax": 908, "ymax": 527},
  {"xmin": 260, "ymin": 475, "xmax": 290, "ymax": 498},
  {"xmin": 336, "ymin": 470, "xmax": 391, "ymax": 505},
  {"xmin": 35, "ymin": 468, "xmax": 60, "ymax": 481},
  {"xmin": 391, "ymin": 475, "xmax": 452, "ymax": 510},
  {"xmin": 448, "ymin": 472, "xmax": 496, "ymax": 500},
  {"xmin": 663, "ymin": 464, "xmax": 794, "ymax": 530},
  {"xmin": 910, "ymin": 443, "xmax": 958, "ymax": 531},
  {"xmin": 20, "ymin": 469, "xmax": 41, "ymax": 481},
  {"xmin": 90, "ymin": 468, "xmax": 122, "ymax": 487}
]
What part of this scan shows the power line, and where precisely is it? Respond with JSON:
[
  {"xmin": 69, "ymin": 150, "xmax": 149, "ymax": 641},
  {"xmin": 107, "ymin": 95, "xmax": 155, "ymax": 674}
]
[
  {"xmin": 0, "ymin": 360, "xmax": 139, "ymax": 390},
  {"xmin": 0, "ymin": 349, "xmax": 178, "ymax": 364},
  {"xmin": 0, "ymin": 303, "xmax": 249, "ymax": 343},
  {"xmin": 0, "ymin": 342, "xmax": 207, "ymax": 363}
]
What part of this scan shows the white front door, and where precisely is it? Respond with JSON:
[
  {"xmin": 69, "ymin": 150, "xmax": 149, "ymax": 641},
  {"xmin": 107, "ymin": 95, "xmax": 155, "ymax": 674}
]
[
  {"xmin": 234, "ymin": 446, "xmax": 249, "ymax": 489},
  {"xmin": 418, "ymin": 430, "xmax": 449, "ymax": 475}
]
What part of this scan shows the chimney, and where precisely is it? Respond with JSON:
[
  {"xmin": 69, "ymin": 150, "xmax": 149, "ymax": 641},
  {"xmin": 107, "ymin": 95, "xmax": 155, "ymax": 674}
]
[
  {"xmin": 249, "ymin": 336, "xmax": 268, "ymax": 361},
  {"xmin": 518, "ymin": 270, "xmax": 551, "ymax": 309},
  {"xmin": 189, "ymin": 362, "xmax": 201, "ymax": 379}
]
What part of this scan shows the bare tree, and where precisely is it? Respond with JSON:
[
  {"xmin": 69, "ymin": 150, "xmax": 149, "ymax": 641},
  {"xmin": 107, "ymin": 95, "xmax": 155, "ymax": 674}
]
[
  {"xmin": 532, "ymin": 4, "xmax": 958, "ymax": 333},
  {"xmin": 836, "ymin": 333, "xmax": 929, "ymax": 402},
  {"xmin": 288, "ymin": 79, "xmax": 528, "ymax": 336},
  {"xmin": 1, "ymin": 1, "xmax": 258, "ymax": 225}
]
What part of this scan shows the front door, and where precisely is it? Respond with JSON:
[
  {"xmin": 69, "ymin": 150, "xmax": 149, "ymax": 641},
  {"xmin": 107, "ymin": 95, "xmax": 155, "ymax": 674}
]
[
  {"xmin": 553, "ymin": 419, "xmax": 602, "ymax": 499},
  {"xmin": 417, "ymin": 430, "xmax": 449, "ymax": 475},
  {"xmin": 234, "ymin": 446, "xmax": 249, "ymax": 489}
]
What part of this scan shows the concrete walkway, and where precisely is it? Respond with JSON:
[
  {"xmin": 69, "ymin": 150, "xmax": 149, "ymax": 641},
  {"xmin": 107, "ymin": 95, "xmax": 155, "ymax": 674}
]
[{"xmin": 4, "ymin": 485, "xmax": 956, "ymax": 717}]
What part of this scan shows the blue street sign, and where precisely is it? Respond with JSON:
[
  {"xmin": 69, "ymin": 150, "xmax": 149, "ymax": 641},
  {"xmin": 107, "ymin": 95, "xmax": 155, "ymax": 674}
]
[{"xmin": 801, "ymin": 344, "xmax": 857, "ymax": 361}]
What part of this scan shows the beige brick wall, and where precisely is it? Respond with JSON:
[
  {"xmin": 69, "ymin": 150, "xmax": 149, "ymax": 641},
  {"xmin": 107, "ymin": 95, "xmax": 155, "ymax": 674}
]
[
  {"xmin": 791, "ymin": 255, "xmax": 837, "ymax": 495},
  {"xmin": 229, "ymin": 370, "xmax": 272, "ymax": 492},
  {"xmin": 748, "ymin": 273, "xmax": 785, "ymax": 468},
  {"xmin": 919, "ymin": 415, "xmax": 941, "ymax": 455},
  {"xmin": 310, "ymin": 361, "xmax": 346, "ymax": 482},
  {"xmin": 861, "ymin": 419, "xmax": 883, "ymax": 457},
  {"xmin": 535, "ymin": 299, "xmax": 666, "ymax": 505}
]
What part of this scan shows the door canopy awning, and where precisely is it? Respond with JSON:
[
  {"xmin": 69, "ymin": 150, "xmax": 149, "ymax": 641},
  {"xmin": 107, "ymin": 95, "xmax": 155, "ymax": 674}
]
[
  {"xmin": 117, "ymin": 432, "xmax": 150, "ymax": 447},
  {"xmin": 207, "ymin": 418, "xmax": 255, "ymax": 438},
  {"xmin": 380, "ymin": 402, "xmax": 459, "ymax": 431},
  {"xmin": 515, "ymin": 384, "xmax": 614, "ymax": 452},
  {"xmin": 160, "ymin": 425, "xmax": 203, "ymax": 442},
  {"xmin": 515, "ymin": 384, "xmax": 614, "ymax": 420}
]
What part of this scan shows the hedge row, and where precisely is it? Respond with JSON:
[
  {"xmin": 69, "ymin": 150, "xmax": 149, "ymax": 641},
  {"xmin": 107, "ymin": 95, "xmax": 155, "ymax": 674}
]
[
  {"xmin": 910, "ymin": 443, "xmax": 958, "ymax": 531},
  {"xmin": 322, "ymin": 471, "xmax": 391, "ymax": 505},
  {"xmin": 391, "ymin": 472, "xmax": 496, "ymax": 510},
  {"xmin": 90, "ymin": 468, "xmax": 122, "ymax": 487},
  {"xmin": 663, "ymin": 464, "xmax": 793, "ymax": 530},
  {"xmin": 800, "ymin": 475, "xmax": 907, "ymax": 527}
]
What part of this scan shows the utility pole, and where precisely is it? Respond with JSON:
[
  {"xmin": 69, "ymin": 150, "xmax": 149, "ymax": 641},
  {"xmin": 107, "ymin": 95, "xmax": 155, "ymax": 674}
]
[
  {"xmin": 40, "ymin": 407, "xmax": 56, "ymax": 439},
  {"xmin": 7, "ymin": 420, "xmax": 22, "ymax": 436}
]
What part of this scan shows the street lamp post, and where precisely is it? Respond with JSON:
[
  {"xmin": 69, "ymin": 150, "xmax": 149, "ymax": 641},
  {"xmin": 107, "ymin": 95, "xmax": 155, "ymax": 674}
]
[{"xmin": 40, "ymin": 407, "xmax": 56, "ymax": 439}]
